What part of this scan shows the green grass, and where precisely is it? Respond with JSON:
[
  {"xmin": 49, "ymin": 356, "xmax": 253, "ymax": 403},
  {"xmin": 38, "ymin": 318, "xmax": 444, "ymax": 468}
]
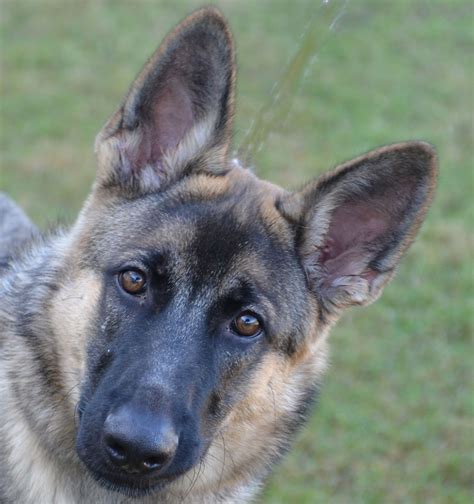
[{"xmin": 1, "ymin": 1, "xmax": 472, "ymax": 502}]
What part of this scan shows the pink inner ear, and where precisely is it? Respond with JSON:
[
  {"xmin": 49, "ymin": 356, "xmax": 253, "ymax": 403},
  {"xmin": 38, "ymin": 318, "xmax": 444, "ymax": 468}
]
[
  {"xmin": 320, "ymin": 201, "xmax": 390, "ymax": 284},
  {"xmin": 123, "ymin": 78, "xmax": 195, "ymax": 174},
  {"xmin": 151, "ymin": 79, "xmax": 194, "ymax": 159}
]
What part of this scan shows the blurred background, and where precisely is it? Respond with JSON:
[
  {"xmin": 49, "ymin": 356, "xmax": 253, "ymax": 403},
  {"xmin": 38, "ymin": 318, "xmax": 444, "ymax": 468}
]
[{"xmin": 0, "ymin": 1, "xmax": 472, "ymax": 502}]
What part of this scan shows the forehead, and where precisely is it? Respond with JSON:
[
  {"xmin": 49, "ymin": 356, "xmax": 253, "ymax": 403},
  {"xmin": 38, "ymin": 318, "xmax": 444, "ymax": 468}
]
[{"xmin": 87, "ymin": 172, "xmax": 294, "ymax": 279}]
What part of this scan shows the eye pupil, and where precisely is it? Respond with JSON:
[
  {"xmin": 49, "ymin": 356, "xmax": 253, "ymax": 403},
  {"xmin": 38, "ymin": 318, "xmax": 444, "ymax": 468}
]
[
  {"xmin": 120, "ymin": 270, "xmax": 146, "ymax": 295},
  {"xmin": 129, "ymin": 272, "xmax": 141, "ymax": 284},
  {"xmin": 233, "ymin": 312, "xmax": 261, "ymax": 337}
]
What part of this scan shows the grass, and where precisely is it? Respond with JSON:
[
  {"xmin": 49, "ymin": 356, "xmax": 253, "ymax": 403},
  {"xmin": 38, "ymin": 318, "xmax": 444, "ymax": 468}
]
[{"xmin": 1, "ymin": 1, "xmax": 472, "ymax": 502}]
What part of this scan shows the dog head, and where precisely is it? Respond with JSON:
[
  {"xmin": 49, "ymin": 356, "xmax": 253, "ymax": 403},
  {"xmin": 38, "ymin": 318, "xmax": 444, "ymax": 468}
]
[{"xmin": 64, "ymin": 7, "xmax": 437, "ymax": 497}]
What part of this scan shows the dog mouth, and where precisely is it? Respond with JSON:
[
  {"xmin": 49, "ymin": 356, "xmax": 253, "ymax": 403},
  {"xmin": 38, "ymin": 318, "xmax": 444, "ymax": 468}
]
[
  {"xmin": 77, "ymin": 447, "xmax": 203, "ymax": 498},
  {"xmin": 76, "ymin": 433, "xmax": 209, "ymax": 498}
]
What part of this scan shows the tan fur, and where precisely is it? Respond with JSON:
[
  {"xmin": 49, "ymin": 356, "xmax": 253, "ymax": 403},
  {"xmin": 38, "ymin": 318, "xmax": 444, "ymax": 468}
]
[{"xmin": 49, "ymin": 269, "xmax": 102, "ymax": 397}]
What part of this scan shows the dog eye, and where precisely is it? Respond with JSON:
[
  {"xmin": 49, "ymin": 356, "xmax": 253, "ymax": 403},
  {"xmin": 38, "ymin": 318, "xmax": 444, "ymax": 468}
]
[
  {"xmin": 119, "ymin": 269, "xmax": 147, "ymax": 295},
  {"xmin": 231, "ymin": 311, "xmax": 262, "ymax": 337}
]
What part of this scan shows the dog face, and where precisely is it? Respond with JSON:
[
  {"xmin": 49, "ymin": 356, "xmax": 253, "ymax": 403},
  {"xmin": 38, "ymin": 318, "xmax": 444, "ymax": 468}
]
[
  {"xmin": 67, "ymin": 7, "xmax": 436, "ymax": 498},
  {"xmin": 75, "ymin": 171, "xmax": 315, "ymax": 495}
]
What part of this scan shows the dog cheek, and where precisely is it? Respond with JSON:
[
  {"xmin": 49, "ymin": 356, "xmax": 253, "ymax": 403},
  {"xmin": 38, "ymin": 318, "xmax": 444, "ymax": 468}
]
[{"xmin": 49, "ymin": 269, "xmax": 102, "ymax": 400}]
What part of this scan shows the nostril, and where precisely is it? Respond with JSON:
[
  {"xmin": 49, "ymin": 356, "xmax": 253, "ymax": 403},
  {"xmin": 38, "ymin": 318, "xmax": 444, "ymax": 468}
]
[
  {"xmin": 108, "ymin": 441, "xmax": 126, "ymax": 459},
  {"xmin": 104, "ymin": 436, "xmax": 128, "ymax": 465},
  {"xmin": 142, "ymin": 453, "xmax": 168, "ymax": 472}
]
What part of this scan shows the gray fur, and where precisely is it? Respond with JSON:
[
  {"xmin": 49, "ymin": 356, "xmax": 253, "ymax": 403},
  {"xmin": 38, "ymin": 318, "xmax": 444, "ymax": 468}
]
[{"xmin": 0, "ymin": 193, "xmax": 38, "ymax": 267}]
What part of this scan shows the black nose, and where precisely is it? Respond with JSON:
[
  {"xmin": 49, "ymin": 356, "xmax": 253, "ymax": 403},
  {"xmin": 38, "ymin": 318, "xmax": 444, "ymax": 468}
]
[{"xmin": 102, "ymin": 407, "xmax": 179, "ymax": 475}]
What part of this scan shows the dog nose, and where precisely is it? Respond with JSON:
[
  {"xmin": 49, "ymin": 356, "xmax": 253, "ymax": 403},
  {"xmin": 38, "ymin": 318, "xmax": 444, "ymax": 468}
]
[{"xmin": 102, "ymin": 407, "xmax": 179, "ymax": 475}]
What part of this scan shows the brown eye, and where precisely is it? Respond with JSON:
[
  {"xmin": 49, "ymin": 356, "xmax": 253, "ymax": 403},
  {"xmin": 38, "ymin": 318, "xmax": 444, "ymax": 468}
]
[
  {"xmin": 119, "ymin": 269, "xmax": 147, "ymax": 295},
  {"xmin": 232, "ymin": 312, "xmax": 262, "ymax": 337}
]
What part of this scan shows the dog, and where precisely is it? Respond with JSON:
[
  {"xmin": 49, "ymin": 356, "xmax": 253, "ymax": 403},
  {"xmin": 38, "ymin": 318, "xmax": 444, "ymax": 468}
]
[{"xmin": 0, "ymin": 6, "xmax": 437, "ymax": 503}]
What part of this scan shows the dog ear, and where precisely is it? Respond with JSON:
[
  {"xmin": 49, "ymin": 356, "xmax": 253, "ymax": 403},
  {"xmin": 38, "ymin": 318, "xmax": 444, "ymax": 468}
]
[
  {"xmin": 279, "ymin": 142, "xmax": 437, "ymax": 315},
  {"xmin": 94, "ymin": 7, "xmax": 235, "ymax": 194}
]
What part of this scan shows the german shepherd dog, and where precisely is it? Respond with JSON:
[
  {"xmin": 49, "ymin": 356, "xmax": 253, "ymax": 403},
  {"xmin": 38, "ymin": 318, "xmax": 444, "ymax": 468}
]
[{"xmin": 0, "ymin": 7, "xmax": 437, "ymax": 503}]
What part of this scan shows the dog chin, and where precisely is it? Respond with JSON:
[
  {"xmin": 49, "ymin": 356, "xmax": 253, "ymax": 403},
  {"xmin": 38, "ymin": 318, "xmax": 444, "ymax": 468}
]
[{"xmin": 88, "ymin": 468, "xmax": 176, "ymax": 498}]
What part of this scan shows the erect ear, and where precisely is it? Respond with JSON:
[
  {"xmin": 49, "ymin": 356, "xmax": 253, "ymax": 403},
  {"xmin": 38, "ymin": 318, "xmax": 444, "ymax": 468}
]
[
  {"xmin": 94, "ymin": 7, "xmax": 235, "ymax": 194},
  {"xmin": 279, "ymin": 142, "xmax": 437, "ymax": 315}
]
